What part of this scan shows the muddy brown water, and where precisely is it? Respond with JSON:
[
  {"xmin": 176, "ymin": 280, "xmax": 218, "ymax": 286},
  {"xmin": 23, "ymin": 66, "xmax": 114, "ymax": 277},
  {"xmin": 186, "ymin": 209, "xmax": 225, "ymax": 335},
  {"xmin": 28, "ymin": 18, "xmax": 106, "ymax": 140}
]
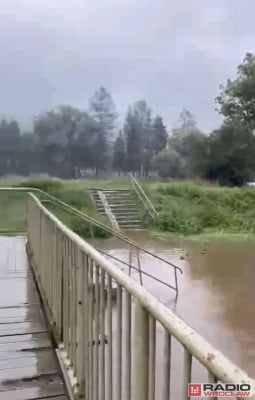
[{"xmin": 92, "ymin": 232, "xmax": 255, "ymax": 397}]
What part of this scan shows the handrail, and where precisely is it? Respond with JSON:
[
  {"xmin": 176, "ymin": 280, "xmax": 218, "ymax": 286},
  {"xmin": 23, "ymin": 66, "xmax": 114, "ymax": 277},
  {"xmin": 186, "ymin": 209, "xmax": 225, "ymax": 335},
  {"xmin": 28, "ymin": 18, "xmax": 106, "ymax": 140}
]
[
  {"xmin": 26, "ymin": 193, "xmax": 255, "ymax": 400},
  {"xmin": 0, "ymin": 187, "xmax": 182, "ymax": 294},
  {"xmin": 131, "ymin": 175, "xmax": 158, "ymax": 219},
  {"xmin": 97, "ymin": 248, "xmax": 177, "ymax": 292},
  {"xmin": 97, "ymin": 190, "xmax": 119, "ymax": 231}
]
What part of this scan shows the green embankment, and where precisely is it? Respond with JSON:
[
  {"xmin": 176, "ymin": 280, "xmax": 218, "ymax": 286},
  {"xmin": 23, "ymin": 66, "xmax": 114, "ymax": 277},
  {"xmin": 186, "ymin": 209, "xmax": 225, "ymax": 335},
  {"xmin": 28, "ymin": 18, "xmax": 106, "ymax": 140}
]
[
  {"xmin": 0, "ymin": 178, "xmax": 111, "ymax": 238},
  {"xmin": 1, "ymin": 177, "xmax": 255, "ymax": 239},
  {"xmin": 144, "ymin": 182, "xmax": 255, "ymax": 238}
]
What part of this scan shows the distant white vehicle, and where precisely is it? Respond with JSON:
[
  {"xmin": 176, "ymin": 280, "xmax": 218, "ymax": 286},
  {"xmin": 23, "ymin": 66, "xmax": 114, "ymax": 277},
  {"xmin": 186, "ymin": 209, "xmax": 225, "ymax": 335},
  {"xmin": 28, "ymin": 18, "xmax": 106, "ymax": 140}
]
[{"xmin": 247, "ymin": 182, "xmax": 255, "ymax": 187}]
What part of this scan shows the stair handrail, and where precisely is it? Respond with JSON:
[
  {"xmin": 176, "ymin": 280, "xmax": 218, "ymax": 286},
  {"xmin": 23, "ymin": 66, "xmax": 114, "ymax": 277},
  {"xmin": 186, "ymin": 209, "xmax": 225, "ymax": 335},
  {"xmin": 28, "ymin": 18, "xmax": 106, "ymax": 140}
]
[
  {"xmin": 97, "ymin": 190, "xmax": 119, "ymax": 231},
  {"xmin": 131, "ymin": 175, "xmax": 158, "ymax": 219},
  {"xmin": 0, "ymin": 186, "xmax": 182, "ymax": 295}
]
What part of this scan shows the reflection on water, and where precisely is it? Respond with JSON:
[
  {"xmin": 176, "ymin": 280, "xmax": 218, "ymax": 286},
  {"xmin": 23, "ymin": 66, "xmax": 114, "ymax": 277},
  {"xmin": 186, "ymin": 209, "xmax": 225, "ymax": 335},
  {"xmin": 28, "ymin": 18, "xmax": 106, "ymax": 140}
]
[{"xmin": 92, "ymin": 233, "xmax": 255, "ymax": 378}]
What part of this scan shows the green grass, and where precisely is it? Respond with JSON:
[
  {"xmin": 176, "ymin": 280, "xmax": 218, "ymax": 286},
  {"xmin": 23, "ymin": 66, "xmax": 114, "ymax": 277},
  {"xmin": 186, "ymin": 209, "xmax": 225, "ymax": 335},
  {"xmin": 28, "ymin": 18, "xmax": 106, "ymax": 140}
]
[
  {"xmin": 0, "ymin": 177, "xmax": 118, "ymax": 237},
  {"xmin": 144, "ymin": 182, "xmax": 255, "ymax": 237},
  {"xmin": 1, "ymin": 176, "xmax": 255, "ymax": 239},
  {"xmin": 0, "ymin": 192, "xmax": 27, "ymax": 233}
]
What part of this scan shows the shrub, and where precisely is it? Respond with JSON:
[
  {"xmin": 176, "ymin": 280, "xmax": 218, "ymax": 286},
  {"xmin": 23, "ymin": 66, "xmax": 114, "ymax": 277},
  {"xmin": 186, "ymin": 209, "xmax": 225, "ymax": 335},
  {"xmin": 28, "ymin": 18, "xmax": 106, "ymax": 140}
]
[
  {"xmin": 146, "ymin": 181, "xmax": 255, "ymax": 236},
  {"xmin": 70, "ymin": 217, "xmax": 110, "ymax": 239},
  {"xmin": 16, "ymin": 178, "xmax": 64, "ymax": 194}
]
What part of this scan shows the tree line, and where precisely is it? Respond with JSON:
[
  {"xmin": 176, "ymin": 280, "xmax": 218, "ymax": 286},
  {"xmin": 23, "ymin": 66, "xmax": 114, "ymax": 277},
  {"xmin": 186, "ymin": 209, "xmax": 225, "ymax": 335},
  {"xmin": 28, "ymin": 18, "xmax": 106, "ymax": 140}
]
[{"xmin": 2, "ymin": 52, "xmax": 255, "ymax": 186}]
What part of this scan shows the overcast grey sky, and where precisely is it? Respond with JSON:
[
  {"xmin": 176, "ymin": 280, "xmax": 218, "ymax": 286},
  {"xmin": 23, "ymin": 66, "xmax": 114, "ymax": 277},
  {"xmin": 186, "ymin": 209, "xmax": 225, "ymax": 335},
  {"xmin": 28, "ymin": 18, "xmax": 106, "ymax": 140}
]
[{"xmin": 0, "ymin": 0, "xmax": 253, "ymax": 131}]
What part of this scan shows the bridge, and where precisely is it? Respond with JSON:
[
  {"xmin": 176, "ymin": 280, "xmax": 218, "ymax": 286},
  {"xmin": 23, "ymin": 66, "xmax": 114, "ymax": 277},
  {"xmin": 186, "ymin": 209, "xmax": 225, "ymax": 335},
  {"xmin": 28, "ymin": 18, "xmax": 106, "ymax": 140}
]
[{"xmin": 0, "ymin": 189, "xmax": 255, "ymax": 399}]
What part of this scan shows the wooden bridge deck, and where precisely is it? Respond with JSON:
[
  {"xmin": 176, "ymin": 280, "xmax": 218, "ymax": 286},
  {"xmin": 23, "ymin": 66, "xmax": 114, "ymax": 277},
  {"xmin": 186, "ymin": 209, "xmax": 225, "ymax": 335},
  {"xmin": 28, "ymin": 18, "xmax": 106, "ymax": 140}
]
[{"xmin": 0, "ymin": 237, "xmax": 68, "ymax": 400}]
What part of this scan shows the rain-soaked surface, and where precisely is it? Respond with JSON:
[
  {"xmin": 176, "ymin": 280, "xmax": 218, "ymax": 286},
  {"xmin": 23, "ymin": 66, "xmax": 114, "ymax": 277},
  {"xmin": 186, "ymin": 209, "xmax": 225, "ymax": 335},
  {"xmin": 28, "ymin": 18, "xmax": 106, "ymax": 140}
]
[
  {"xmin": 92, "ymin": 231, "xmax": 255, "ymax": 397},
  {"xmin": 2, "ymin": 233, "xmax": 255, "ymax": 399},
  {"xmin": 0, "ymin": 237, "xmax": 67, "ymax": 400}
]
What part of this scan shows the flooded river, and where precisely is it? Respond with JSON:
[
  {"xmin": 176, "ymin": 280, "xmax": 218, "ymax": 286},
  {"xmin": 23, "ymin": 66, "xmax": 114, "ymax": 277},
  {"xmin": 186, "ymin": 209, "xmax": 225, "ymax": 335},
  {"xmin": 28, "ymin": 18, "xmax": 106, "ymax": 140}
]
[{"xmin": 93, "ymin": 232, "xmax": 255, "ymax": 382}]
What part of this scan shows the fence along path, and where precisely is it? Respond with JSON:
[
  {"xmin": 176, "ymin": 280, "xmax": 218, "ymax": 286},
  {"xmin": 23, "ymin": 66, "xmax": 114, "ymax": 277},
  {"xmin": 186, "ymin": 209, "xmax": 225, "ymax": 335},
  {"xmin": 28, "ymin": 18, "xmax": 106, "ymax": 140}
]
[{"xmin": 27, "ymin": 193, "xmax": 255, "ymax": 400}]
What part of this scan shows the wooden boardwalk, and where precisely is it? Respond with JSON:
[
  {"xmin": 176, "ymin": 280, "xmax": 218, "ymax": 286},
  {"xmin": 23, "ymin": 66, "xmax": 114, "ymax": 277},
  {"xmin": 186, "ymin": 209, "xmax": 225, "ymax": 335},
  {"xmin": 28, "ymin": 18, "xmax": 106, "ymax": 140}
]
[{"xmin": 0, "ymin": 237, "xmax": 68, "ymax": 400}]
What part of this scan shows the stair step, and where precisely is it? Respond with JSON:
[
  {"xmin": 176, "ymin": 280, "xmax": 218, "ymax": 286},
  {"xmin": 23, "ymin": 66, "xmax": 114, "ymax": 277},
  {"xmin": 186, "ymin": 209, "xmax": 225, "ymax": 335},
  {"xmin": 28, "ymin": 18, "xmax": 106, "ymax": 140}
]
[
  {"xmin": 119, "ymin": 225, "xmax": 144, "ymax": 230},
  {"xmin": 109, "ymin": 205, "xmax": 137, "ymax": 209},
  {"xmin": 116, "ymin": 216, "xmax": 139, "ymax": 221}
]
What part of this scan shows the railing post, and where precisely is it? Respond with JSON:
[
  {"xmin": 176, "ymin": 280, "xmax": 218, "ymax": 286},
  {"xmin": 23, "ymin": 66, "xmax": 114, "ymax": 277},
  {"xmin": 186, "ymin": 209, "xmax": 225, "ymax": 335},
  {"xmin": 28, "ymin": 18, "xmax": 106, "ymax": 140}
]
[
  {"xmin": 77, "ymin": 250, "xmax": 85, "ymax": 398},
  {"xmin": 133, "ymin": 300, "xmax": 149, "ymax": 400}
]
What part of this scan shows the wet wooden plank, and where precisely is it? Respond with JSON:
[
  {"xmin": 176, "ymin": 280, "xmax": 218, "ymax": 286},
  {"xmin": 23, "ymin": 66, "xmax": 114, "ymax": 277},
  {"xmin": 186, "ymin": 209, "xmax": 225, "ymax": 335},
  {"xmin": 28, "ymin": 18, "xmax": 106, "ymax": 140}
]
[
  {"xmin": 0, "ymin": 322, "xmax": 46, "ymax": 336},
  {"xmin": 0, "ymin": 351, "xmax": 58, "ymax": 370},
  {"xmin": 0, "ymin": 332, "xmax": 50, "ymax": 344},
  {"xmin": 0, "ymin": 381, "xmax": 66, "ymax": 399},
  {"xmin": 0, "ymin": 237, "xmax": 68, "ymax": 400}
]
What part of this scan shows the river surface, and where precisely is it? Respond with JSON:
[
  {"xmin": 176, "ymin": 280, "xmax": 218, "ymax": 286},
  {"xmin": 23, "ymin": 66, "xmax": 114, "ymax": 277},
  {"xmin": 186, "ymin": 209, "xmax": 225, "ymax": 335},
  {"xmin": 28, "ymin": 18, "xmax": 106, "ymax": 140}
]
[{"xmin": 92, "ymin": 232, "xmax": 255, "ymax": 384}]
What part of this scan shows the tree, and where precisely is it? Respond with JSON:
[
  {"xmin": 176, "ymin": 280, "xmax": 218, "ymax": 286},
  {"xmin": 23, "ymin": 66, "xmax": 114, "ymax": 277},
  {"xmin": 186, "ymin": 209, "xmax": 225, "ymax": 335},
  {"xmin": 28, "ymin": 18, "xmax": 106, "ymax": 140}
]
[
  {"xmin": 168, "ymin": 128, "xmax": 209, "ymax": 177},
  {"xmin": 206, "ymin": 122, "xmax": 255, "ymax": 186},
  {"xmin": 216, "ymin": 53, "xmax": 255, "ymax": 127},
  {"xmin": 151, "ymin": 149, "xmax": 186, "ymax": 178},
  {"xmin": 172, "ymin": 109, "xmax": 196, "ymax": 135},
  {"xmin": 89, "ymin": 87, "xmax": 117, "ymax": 173},
  {"xmin": 0, "ymin": 119, "xmax": 21, "ymax": 175},
  {"xmin": 150, "ymin": 115, "xmax": 168, "ymax": 154},
  {"xmin": 89, "ymin": 86, "xmax": 117, "ymax": 135},
  {"xmin": 125, "ymin": 100, "xmax": 153, "ymax": 176},
  {"xmin": 113, "ymin": 132, "xmax": 126, "ymax": 175},
  {"xmin": 33, "ymin": 106, "xmax": 83, "ymax": 177},
  {"xmin": 124, "ymin": 107, "xmax": 142, "ymax": 174}
]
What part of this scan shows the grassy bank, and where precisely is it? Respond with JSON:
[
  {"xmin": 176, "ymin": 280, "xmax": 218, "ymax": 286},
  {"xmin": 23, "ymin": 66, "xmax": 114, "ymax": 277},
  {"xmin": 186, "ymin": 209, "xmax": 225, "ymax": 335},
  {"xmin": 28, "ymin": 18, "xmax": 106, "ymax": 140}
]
[
  {"xmin": 1, "ymin": 177, "xmax": 255, "ymax": 240},
  {"xmin": 0, "ymin": 178, "xmax": 111, "ymax": 238},
  {"xmin": 144, "ymin": 182, "xmax": 255, "ymax": 238}
]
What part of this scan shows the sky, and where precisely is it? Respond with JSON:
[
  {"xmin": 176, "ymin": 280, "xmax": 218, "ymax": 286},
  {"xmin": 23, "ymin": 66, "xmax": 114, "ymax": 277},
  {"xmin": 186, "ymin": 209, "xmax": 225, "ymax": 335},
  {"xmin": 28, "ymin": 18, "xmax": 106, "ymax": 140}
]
[{"xmin": 0, "ymin": 0, "xmax": 254, "ymax": 132}]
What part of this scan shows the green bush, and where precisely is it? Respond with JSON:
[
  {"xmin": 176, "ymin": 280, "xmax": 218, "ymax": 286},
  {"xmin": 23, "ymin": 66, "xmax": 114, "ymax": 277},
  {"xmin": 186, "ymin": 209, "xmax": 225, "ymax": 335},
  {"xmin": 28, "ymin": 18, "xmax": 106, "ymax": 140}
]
[
  {"xmin": 54, "ymin": 189, "xmax": 92, "ymax": 210},
  {"xmin": 16, "ymin": 178, "xmax": 64, "ymax": 194},
  {"xmin": 146, "ymin": 182, "xmax": 255, "ymax": 236},
  {"xmin": 70, "ymin": 217, "xmax": 110, "ymax": 239},
  {"xmin": 16, "ymin": 178, "xmax": 112, "ymax": 239}
]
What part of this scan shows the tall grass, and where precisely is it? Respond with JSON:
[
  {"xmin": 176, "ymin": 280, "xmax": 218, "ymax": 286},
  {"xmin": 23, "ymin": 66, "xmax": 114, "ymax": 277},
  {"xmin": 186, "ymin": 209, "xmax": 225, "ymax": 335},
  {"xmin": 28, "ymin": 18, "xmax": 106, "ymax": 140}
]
[
  {"xmin": 145, "ymin": 182, "xmax": 255, "ymax": 236},
  {"xmin": 0, "ymin": 178, "xmax": 111, "ymax": 238}
]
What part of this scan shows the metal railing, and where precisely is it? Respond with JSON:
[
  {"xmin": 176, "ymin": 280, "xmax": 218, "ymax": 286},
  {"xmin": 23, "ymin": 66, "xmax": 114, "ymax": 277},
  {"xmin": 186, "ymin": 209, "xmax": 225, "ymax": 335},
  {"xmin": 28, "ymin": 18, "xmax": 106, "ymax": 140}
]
[
  {"xmin": 27, "ymin": 193, "xmax": 255, "ymax": 400},
  {"xmin": 0, "ymin": 186, "xmax": 182, "ymax": 295},
  {"xmin": 131, "ymin": 175, "xmax": 158, "ymax": 219}
]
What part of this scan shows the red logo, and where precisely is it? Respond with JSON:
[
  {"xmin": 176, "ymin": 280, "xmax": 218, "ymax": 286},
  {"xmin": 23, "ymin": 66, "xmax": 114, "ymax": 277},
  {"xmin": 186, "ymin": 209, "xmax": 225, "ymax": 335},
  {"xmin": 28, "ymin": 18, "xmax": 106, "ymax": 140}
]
[{"xmin": 188, "ymin": 384, "xmax": 202, "ymax": 397}]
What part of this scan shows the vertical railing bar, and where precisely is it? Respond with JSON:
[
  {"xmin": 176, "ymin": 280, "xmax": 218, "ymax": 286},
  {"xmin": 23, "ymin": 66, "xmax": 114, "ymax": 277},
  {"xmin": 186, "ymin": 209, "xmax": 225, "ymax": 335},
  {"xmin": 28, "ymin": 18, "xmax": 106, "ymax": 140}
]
[
  {"xmin": 70, "ymin": 241, "xmax": 75, "ymax": 368},
  {"xmin": 89, "ymin": 259, "xmax": 94, "ymax": 400},
  {"xmin": 162, "ymin": 329, "xmax": 171, "ymax": 400},
  {"xmin": 76, "ymin": 248, "xmax": 85, "ymax": 397},
  {"xmin": 174, "ymin": 267, "xmax": 178, "ymax": 295},
  {"xmin": 134, "ymin": 301, "xmax": 149, "ymax": 400},
  {"xmin": 94, "ymin": 264, "xmax": 100, "ymax": 400},
  {"xmin": 63, "ymin": 235, "xmax": 69, "ymax": 353},
  {"xmin": 148, "ymin": 316, "xmax": 156, "ymax": 400},
  {"xmin": 107, "ymin": 274, "xmax": 113, "ymax": 400},
  {"xmin": 124, "ymin": 291, "xmax": 131, "ymax": 400},
  {"xmin": 100, "ymin": 269, "xmax": 105, "ymax": 400},
  {"xmin": 84, "ymin": 254, "xmax": 89, "ymax": 400},
  {"xmin": 73, "ymin": 244, "xmax": 78, "ymax": 377},
  {"xmin": 116, "ymin": 284, "xmax": 122, "ymax": 400},
  {"xmin": 67, "ymin": 237, "xmax": 72, "ymax": 362},
  {"xmin": 183, "ymin": 348, "xmax": 192, "ymax": 400}
]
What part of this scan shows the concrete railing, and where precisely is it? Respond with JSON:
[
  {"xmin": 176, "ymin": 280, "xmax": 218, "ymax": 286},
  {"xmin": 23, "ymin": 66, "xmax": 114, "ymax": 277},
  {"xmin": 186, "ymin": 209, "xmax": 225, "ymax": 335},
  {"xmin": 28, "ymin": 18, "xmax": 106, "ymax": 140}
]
[{"xmin": 27, "ymin": 193, "xmax": 255, "ymax": 400}]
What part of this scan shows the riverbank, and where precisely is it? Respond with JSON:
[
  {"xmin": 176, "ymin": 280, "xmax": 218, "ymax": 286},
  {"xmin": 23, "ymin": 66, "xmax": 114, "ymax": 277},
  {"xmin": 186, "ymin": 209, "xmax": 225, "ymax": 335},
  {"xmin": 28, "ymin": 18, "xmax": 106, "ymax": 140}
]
[
  {"xmin": 0, "ymin": 178, "xmax": 110, "ymax": 238},
  {"xmin": 145, "ymin": 182, "xmax": 255, "ymax": 238},
  {"xmin": 1, "ymin": 177, "xmax": 255, "ymax": 240}
]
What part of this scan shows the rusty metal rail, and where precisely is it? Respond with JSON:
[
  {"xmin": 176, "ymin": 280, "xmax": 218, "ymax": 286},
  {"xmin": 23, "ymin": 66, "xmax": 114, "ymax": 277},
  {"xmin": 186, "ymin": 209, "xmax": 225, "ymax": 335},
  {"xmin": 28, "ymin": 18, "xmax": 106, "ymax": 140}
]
[{"xmin": 26, "ymin": 193, "xmax": 255, "ymax": 400}]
